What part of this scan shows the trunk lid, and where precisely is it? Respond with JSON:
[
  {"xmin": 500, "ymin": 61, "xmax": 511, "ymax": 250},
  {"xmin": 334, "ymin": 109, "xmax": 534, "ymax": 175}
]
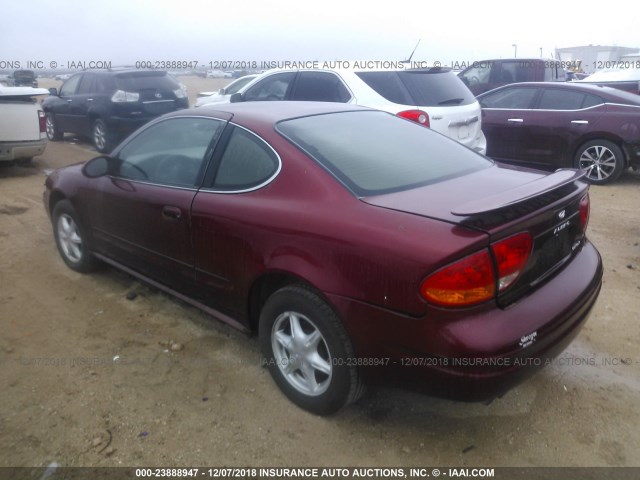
[{"xmin": 362, "ymin": 164, "xmax": 589, "ymax": 306}]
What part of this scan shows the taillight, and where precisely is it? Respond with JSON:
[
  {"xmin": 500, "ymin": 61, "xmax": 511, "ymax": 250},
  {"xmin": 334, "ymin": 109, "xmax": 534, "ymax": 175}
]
[
  {"xmin": 420, "ymin": 250, "xmax": 495, "ymax": 307},
  {"xmin": 397, "ymin": 109, "xmax": 430, "ymax": 127},
  {"xmin": 111, "ymin": 90, "xmax": 140, "ymax": 103},
  {"xmin": 38, "ymin": 110, "xmax": 46, "ymax": 133},
  {"xmin": 579, "ymin": 194, "xmax": 590, "ymax": 234},
  {"xmin": 420, "ymin": 232, "xmax": 532, "ymax": 307},
  {"xmin": 491, "ymin": 233, "xmax": 532, "ymax": 292}
]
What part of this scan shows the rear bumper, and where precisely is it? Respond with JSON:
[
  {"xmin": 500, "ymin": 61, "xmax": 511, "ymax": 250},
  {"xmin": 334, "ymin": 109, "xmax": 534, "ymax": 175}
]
[
  {"xmin": 0, "ymin": 139, "xmax": 47, "ymax": 161},
  {"xmin": 328, "ymin": 240, "xmax": 603, "ymax": 401}
]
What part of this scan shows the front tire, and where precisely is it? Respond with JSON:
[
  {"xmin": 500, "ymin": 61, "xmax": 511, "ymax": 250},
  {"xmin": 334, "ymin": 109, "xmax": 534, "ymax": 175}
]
[
  {"xmin": 92, "ymin": 119, "xmax": 112, "ymax": 153},
  {"xmin": 575, "ymin": 140, "xmax": 625, "ymax": 185},
  {"xmin": 52, "ymin": 200, "xmax": 97, "ymax": 273},
  {"xmin": 259, "ymin": 285, "xmax": 364, "ymax": 415},
  {"xmin": 45, "ymin": 113, "xmax": 63, "ymax": 141}
]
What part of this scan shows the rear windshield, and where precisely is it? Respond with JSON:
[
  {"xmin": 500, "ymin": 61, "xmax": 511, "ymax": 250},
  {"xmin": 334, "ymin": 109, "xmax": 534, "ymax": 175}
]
[
  {"xmin": 277, "ymin": 110, "xmax": 491, "ymax": 196},
  {"xmin": 115, "ymin": 72, "xmax": 180, "ymax": 92},
  {"xmin": 356, "ymin": 70, "xmax": 476, "ymax": 107}
]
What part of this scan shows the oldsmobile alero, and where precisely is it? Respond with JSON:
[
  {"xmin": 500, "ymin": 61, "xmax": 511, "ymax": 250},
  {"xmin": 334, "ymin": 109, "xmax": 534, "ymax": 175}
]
[{"xmin": 44, "ymin": 102, "xmax": 603, "ymax": 414}]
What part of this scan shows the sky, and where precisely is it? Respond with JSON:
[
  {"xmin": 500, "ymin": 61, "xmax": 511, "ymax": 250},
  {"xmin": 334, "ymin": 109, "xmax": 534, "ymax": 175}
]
[{"xmin": 2, "ymin": 0, "xmax": 638, "ymax": 70}]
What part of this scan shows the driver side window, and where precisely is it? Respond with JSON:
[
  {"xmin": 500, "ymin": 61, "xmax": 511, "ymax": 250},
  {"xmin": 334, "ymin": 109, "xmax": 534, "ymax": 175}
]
[
  {"xmin": 60, "ymin": 74, "xmax": 82, "ymax": 96},
  {"xmin": 114, "ymin": 118, "xmax": 225, "ymax": 187},
  {"xmin": 243, "ymin": 72, "xmax": 296, "ymax": 101}
]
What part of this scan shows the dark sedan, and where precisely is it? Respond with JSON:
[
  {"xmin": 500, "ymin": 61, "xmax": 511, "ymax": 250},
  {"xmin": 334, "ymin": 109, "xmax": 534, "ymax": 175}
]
[
  {"xmin": 44, "ymin": 102, "xmax": 602, "ymax": 414},
  {"xmin": 478, "ymin": 82, "xmax": 640, "ymax": 184}
]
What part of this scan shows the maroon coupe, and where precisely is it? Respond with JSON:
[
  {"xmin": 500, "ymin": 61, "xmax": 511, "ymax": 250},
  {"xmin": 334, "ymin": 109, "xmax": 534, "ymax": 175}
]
[{"xmin": 44, "ymin": 102, "xmax": 602, "ymax": 414}]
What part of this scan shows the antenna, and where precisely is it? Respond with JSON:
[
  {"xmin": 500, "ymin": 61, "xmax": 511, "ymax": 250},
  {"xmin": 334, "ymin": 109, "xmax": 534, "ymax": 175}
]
[{"xmin": 401, "ymin": 39, "xmax": 422, "ymax": 63}]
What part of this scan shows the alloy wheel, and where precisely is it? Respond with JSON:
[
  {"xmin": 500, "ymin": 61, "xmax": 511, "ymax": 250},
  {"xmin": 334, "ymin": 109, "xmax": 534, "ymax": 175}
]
[
  {"xmin": 578, "ymin": 145, "xmax": 617, "ymax": 182},
  {"xmin": 57, "ymin": 213, "xmax": 83, "ymax": 263},
  {"xmin": 271, "ymin": 311, "xmax": 333, "ymax": 396}
]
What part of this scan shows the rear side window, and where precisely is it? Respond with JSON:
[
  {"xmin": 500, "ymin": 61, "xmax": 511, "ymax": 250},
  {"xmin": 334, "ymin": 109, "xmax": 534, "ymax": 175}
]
[
  {"xmin": 213, "ymin": 127, "xmax": 279, "ymax": 190},
  {"xmin": 538, "ymin": 89, "xmax": 602, "ymax": 110},
  {"xmin": 291, "ymin": 71, "xmax": 351, "ymax": 102},
  {"xmin": 356, "ymin": 70, "xmax": 476, "ymax": 107},
  {"xmin": 277, "ymin": 111, "xmax": 490, "ymax": 196},
  {"xmin": 582, "ymin": 94, "xmax": 604, "ymax": 108},
  {"xmin": 76, "ymin": 74, "xmax": 96, "ymax": 94},
  {"xmin": 480, "ymin": 87, "xmax": 538, "ymax": 109}
]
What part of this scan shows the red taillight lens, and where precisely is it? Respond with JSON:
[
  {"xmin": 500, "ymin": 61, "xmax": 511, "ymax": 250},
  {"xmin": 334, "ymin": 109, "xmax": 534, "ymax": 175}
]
[
  {"xmin": 420, "ymin": 232, "xmax": 532, "ymax": 308},
  {"xmin": 397, "ymin": 109, "xmax": 430, "ymax": 127},
  {"xmin": 491, "ymin": 233, "xmax": 532, "ymax": 292},
  {"xmin": 420, "ymin": 250, "xmax": 495, "ymax": 307},
  {"xmin": 579, "ymin": 194, "xmax": 590, "ymax": 234},
  {"xmin": 38, "ymin": 110, "xmax": 46, "ymax": 133}
]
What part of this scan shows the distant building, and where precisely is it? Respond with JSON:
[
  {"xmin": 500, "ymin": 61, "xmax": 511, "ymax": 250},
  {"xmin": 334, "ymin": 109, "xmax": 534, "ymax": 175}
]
[
  {"xmin": 620, "ymin": 52, "xmax": 640, "ymax": 64},
  {"xmin": 555, "ymin": 45, "xmax": 639, "ymax": 73}
]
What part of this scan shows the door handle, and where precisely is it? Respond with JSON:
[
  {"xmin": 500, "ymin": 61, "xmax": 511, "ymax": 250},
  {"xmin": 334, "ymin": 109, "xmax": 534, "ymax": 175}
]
[
  {"xmin": 507, "ymin": 118, "xmax": 523, "ymax": 123},
  {"xmin": 87, "ymin": 98, "xmax": 94, "ymax": 102},
  {"xmin": 162, "ymin": 206, "xmax": 182, "ymax": 220},
  {"xmin": 571, "ymin": 120, "xmax": 588, "ymax": 125}
]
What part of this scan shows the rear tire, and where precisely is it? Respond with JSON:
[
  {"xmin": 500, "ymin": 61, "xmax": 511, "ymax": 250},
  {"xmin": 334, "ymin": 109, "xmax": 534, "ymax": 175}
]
[
  {"xmin": 259, "ymin": 285, "xmax": 364, "ymax": 415},
  {"xmin": 45, "ymin": 113, "xmax": 63, "ymax": 141},
  {"xmin": 52, "ymin": 200, "xmax": 97, "ymax": 273},
  {"xmin": 574, "ymin": 140, "xmax": 625, "ymax": 185},
  {"xmin": 92, "ymin": 119, "xmax": 112, "ymax": 153}
]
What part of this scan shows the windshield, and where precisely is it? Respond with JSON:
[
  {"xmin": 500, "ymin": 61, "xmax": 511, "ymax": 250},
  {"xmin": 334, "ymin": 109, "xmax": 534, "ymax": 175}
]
[
  {"xmin": 277, "ymin": 110, "xmax": 491, "ymax": 196},
  {"xmin": 226, "ymin": 76, "xmax": 255, "ymax": 94}
]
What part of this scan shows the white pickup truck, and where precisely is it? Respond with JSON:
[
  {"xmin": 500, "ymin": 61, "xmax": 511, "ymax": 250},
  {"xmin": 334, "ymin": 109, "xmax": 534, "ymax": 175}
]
[{"xmin": 0, "ymin": 86, "xmax": 49, "ymax": 164}]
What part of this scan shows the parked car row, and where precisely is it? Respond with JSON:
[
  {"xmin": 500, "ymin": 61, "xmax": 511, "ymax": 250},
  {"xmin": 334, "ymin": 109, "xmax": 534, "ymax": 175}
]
[
  {"xmin": 200, "ymin": 66, "xmax": 488, "ymax": 154},
  {"xmin": 8, "ymin": 63, "xmax": 638, "ymax": 189},
  {"xmin": 0, "ymin": 69, "xmax": 39, "ymax": 88}
]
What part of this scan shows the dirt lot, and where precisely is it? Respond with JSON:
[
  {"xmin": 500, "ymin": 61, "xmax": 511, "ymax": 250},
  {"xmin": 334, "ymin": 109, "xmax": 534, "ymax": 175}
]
[{"xmin": 1, "ymin": 77, "xmax": 639, "ymax": 469}]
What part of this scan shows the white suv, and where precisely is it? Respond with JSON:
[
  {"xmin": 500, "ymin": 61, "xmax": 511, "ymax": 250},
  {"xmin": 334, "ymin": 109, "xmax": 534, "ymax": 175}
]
[{"xmin": 217, "ymin": 67, "xmax": 486, "ymax": 154}]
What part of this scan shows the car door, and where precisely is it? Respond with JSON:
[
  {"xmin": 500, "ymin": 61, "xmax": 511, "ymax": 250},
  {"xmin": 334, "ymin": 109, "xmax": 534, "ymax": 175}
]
[
  {"xmin": 54, "ymin": 73, "xmax": 83, "ymax": 133},
  {"xmin": 71, "ymin": 73, "xmax": 98, "ymax": 137},
  {"xmin": 479, "ymin": 85, "xmax": 539, "ymax": 161},
  {"xmin": 516, "ymin": 88, "xmax": 605, "ymax": 167},
  {"xmin": 190, "ymin": 125, "xmax": 281, "ymax": 319},
  {"xmin": 88, "ymin": 116, "xmax": 227, "ymax": 291}
]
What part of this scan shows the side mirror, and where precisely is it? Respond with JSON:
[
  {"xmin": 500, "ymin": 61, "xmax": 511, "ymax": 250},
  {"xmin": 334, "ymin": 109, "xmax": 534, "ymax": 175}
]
[
  {"xmin": 83, "ymin": 156, "xmax": 112, "ymax": 178},
  {"xmin": 48, "ymin": 87, "xmax": 58, "ymax": 96},
  {"xmin": 229, "ymin": 92, "xmax": 244, "ymax": 103},
  {"xmin": 218, "ymin": 87, "xmax": 226, "ymax": 94}
]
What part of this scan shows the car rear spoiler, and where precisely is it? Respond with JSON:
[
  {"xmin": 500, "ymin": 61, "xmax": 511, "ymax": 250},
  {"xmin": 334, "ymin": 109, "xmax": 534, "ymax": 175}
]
[{"xmin": 451, "ymin": 169, "xmax": 586, "ymax": 216}]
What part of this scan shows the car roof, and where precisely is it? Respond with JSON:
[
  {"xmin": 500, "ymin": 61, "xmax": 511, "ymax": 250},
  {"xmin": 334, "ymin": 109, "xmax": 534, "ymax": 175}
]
[
  {"xmin": 172, "ymin": 101, "xmax": 375, "ymax": 124},
  {"xmin": 478, "ymin": 81, "xmax": 640, "ymax": 103},
  {"xmin": 70, "ymin": 69, "xmax": 170, "ymax": 77}
]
